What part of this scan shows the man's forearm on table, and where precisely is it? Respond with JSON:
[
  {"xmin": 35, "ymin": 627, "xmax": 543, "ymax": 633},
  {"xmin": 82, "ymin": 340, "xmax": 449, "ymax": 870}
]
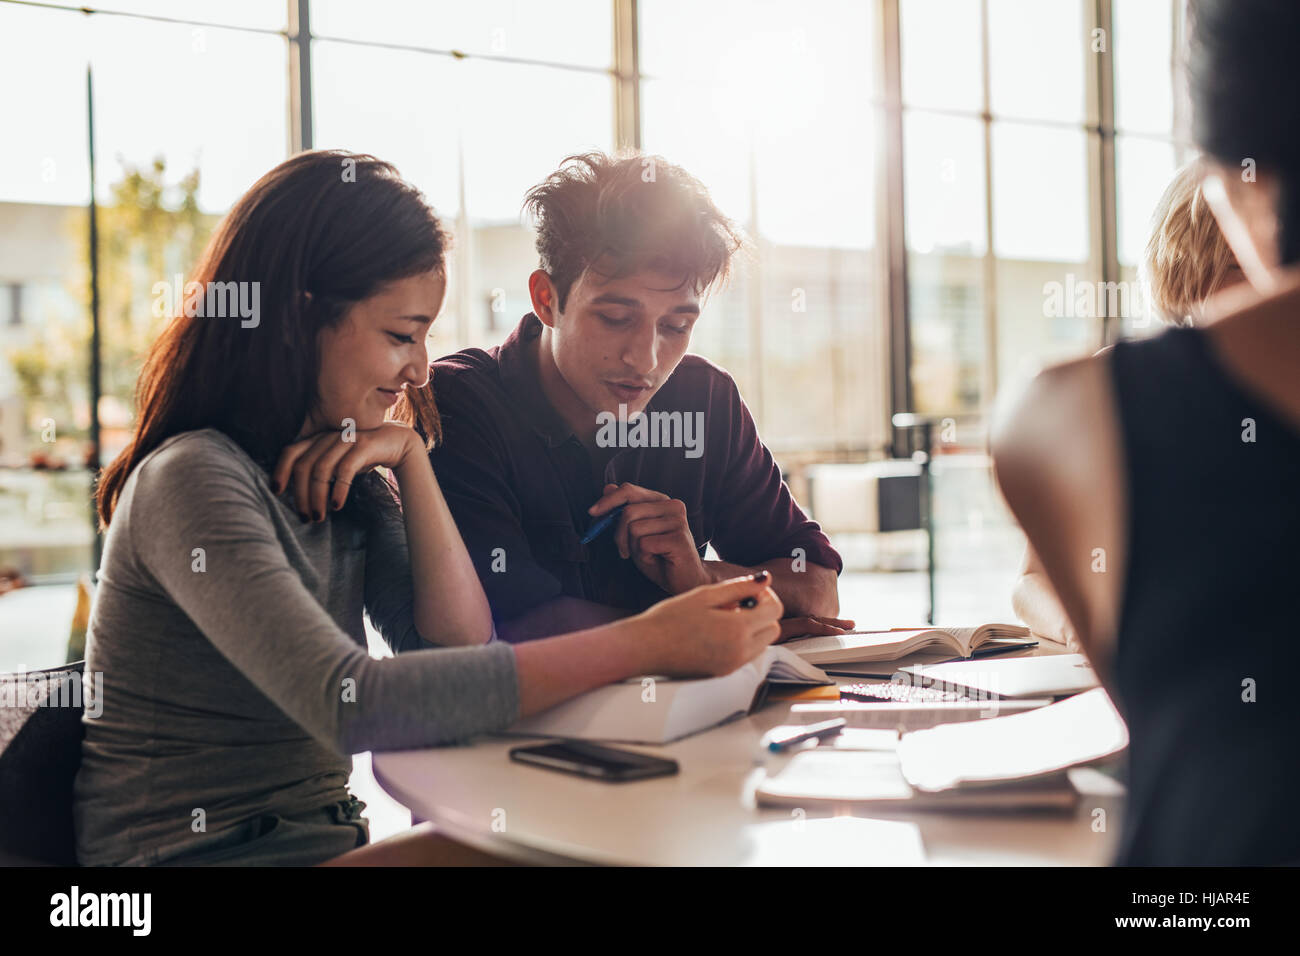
[{"xmin": 703, "ymin": 558, "xmax": 839, "ymax": 617}]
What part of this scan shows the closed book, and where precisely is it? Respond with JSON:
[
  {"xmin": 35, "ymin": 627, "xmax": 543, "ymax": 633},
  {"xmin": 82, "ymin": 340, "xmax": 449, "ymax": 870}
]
[{"xmin": 508, "ymin": 645, "xmax": 831, "ymax": 745}]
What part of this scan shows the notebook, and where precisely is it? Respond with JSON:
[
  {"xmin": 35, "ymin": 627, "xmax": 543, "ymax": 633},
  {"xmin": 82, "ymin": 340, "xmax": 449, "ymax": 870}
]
[
  {"xmin": 899, "ymin": 653, "xmax": 1100, "ymax": 699},
  {"xmin": 755, "ymin": 688, "xmax": 1127, "ymax": 810},
  {"xmin": 755, "ymin": 751, "xmax": 1080, "ymax": 810},
  {"xmin": 783, "ymin": 624, "xmax": 1032, "ymax": 666},
  {"xmin": 507, "ymin": 645, "xmax": 832, "ymax": 745}
]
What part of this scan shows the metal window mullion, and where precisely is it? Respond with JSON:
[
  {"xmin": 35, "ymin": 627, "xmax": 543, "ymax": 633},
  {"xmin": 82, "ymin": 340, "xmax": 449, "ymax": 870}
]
[
  {"xmin": 613, "ymin": 0, "xmax": 641, "ymax": 151},
  {"xmin": 880, "ymin": 0, "xmax": 911, "ymax": 458},
  {"xmin": 979, "ymin": 0, "xmax": 997, "ymax": 421},
  {"xmin": 288, "ymin": 0, "xmax": 312, "ymax": 154},
  {"xmin": 1087, "ymin": 0, "xmax": 1119, "ymax": 346},
  {"xmin": 1171, "ymin": 0, "xmax": 1190, "ymax": 163}
]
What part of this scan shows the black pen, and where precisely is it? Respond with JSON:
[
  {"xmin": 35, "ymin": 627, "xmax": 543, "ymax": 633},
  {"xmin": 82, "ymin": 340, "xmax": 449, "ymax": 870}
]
[{"xmin": 739, "ymin": 569, "xmax": 770, "ymax": 608}]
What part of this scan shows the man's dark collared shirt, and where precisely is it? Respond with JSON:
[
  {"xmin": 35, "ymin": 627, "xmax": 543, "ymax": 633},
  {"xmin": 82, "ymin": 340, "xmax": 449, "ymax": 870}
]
[{"xmin": 426, "ymin": 313, "xmax": 843, "ymax": 629}]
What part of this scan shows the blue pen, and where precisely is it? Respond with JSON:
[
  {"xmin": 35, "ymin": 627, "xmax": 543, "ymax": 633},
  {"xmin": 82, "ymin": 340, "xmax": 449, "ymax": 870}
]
[
  {"xmin": 581, "ymin": 503, "xmax": 627, "ymax": 545},
  {"xmin": 766, "ymin": 718, "xmax": 847, "ymax": 753}
]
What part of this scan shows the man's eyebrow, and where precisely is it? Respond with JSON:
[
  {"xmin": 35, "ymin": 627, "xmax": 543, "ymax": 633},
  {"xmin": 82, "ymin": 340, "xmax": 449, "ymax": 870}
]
[
  {"xmin": 590, "ymin": 294, "xmax": 642, "ymax": 309},
  {"xmin": 590, "ymin": 294, "xmax": 699, "ymax": 317}
]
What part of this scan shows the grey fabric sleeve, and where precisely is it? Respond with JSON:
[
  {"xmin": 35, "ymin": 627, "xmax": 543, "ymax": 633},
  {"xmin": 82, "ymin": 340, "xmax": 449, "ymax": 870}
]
[{"xmin": 126, "ymin": 439, "xmax": 521, "ymax": 756}]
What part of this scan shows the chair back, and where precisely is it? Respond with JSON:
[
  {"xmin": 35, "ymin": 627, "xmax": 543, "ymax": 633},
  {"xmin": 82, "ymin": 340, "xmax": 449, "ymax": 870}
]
[{"xmin": 0, "ymin": 661, "xmax": 87, "ymax": 865}]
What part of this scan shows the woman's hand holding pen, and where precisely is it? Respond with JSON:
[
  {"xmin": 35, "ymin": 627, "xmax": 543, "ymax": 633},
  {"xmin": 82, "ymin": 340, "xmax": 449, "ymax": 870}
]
[{"xmin": 631, "ymin": 570, "xmax": 783, "ymax": 678}]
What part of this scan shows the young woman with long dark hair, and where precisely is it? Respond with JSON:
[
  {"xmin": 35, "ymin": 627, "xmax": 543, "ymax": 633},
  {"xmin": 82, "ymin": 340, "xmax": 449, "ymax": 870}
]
[{"xmin": 77, "ymin": 150, "xmax": 783, "ymax": 866}]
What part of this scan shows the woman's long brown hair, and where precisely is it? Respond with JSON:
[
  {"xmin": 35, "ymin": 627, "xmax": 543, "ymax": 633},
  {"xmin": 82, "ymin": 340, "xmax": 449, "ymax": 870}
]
[{"xmin": 95, "ymin": 150, "xmax": 448, "ymax": 529}]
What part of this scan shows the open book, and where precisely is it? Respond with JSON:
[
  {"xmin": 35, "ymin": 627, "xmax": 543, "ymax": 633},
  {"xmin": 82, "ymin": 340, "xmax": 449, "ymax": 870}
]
[
  {"xmin": 783, "ymin": 623, "xmax": 1031, "ymax": 666},
  {"xmin": 507, "ymin": 645, "xmax": 831, "ymax": 745}
]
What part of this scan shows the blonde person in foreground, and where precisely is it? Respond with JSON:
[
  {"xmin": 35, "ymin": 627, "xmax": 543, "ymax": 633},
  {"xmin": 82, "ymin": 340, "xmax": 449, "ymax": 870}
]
[
  {"xmin": 75, "ymin": 150, "xmax": 783, "ymax": 867},
  {"xmin": 1010, "ymin": 162, "xmax": 1246, "ymax": 649}
]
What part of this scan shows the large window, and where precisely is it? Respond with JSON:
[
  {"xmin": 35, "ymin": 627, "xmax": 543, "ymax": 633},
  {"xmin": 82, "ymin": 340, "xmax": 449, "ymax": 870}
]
[{"xmin": 0, "ymin": 0, "xmax": 1189, "ymax": 619}]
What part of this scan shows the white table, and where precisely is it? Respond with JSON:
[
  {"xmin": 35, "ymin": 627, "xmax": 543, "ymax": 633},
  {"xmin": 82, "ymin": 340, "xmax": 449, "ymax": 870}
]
[{"xmin": 373, "ymin": 682, "xmax": 1125, "ymax": 866}]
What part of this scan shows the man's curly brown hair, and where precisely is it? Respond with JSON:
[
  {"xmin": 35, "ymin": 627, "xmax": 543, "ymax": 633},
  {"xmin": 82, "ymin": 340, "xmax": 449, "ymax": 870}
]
[{"xmin": 523, "ymin": 151, "xmax": 747, "ymax": 311}]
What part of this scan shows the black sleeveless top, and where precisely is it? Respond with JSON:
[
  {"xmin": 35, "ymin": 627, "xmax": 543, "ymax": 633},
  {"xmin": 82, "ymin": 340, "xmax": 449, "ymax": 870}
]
[{"xmin": 1110, "ymin": 326, "xmax": 1300, "ymax": 865}]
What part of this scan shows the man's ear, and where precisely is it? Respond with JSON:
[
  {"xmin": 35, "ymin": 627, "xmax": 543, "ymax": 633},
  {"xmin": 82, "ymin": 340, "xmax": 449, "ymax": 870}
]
[{"xmin": 528, "ymin": 269, "xmax": 560, "ymax": 328}]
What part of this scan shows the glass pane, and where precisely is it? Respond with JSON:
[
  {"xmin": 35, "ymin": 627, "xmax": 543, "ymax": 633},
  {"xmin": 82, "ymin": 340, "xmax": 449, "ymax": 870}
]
[
  {"xmin": 642, "ymin": 0, "xmax": 874, "ymax": 247},
  {"xmin": 1116, "ymin": 135, "xmax": 1178, "ymax": 267},
  {"xmin": 992, "ymin": 121, "xmax": 1096, "ymax": 407},
  {"xmin": 991, "ymin": 121, "xmax": 1089, "ymax": 262},
  {"xmin": 904, "ymin": 112, "xmax": 986, "ymax": 256},
  {"xmin": 641, "ymin": 0, "xmax": 874, "ymax": 93},
  {"xmin": 1113, "ymin": 0, "xmax": 1174, "ymax": 135},
  {"xmin": 316, "ymin": 46, "xmax": 614, "ymax": 357},
  {"xmin": 909, "ymin": 255, "xmax": 985, "ymax": 415},
  {"xmin": 760, "ymin": 248, "xmax": 882, "ymax": 450},
  {"xmin": 988, "ymin": 0, "xmax": 1086, "ymax": 123},
  {"xmin": 640, "ymin": 77, "xmax": 752, "ymax": 228},
  {"xmin": 0, "ymin": 470, "xmax": 95, "ymax": 579},
  {"xmin": 639, "ymin": 0, "xmax": 880, "ymax": 451},
  {"xmin": 684, "ymin": 279, "xmax": 755, "ymax": 424},
  {"xmin": 0, "ymin": 4, "xmax": 90, "ymax": 205},
  {"xmin": 90, "ymin": 17, "xmax": 287, "ymax": 213},
  {"xmin": 313, "ymin": 40, "xmax": 460, "ymax": 214},
  {"xmin": 754, "ymin": 73, "xmax": 874, "ymax": 249},
  {"xmin": 70, "ymin": 1, "xmax": 285, "ymax": 30},
  {"xmin": 900, "ymin": 0, "xmax": 983, "ymax": 112},
  {"xmin": 461, "ymin": 59, "xmax": 613, "ymax": 350},
  {"xmin": 905, "ymin": 112, "xmax": 987, "ymax": 416},
  {"xmin": 995, "ymin": 257, "xmax": 1100, "ymax": 397},
  {"xmin": 88, "ymin": 16, "xmax": 286, "ymax": 464},
  {"xmin": 639, "ymin": 0, "xmax": 764, "ymax": 83},
  {"xmin": 0, "ymin": 263, "xmax": 88, "ymax": 468},
  {"xmin": 313, "ymin": 40, "xmax": 464, "ymax": 359},
  {"xmin": 459, "ymin": 61, "xmax": 613, "ymax": 226},
  {"xmin": 311, "ymin": 0, "xmax": 612, "ymax": 68}
]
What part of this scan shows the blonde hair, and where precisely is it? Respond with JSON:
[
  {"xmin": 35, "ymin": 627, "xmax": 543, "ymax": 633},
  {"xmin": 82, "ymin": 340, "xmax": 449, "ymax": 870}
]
[{"xmin": 1141, "ymin": 162, "xmax": 1237, "ymax": 326}]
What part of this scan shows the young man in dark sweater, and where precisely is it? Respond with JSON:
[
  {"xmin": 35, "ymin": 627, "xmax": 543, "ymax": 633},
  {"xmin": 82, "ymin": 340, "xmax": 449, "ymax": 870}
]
[{"xmin": 406, "ymin": 152, "xmax": 852, "ymax": 642}]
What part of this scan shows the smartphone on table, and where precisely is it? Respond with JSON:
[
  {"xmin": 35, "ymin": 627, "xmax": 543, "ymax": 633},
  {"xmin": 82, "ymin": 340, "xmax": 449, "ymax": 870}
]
[{"xmin": 509, "ymin": 740, "xmax": 679, "ymax": 782}]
